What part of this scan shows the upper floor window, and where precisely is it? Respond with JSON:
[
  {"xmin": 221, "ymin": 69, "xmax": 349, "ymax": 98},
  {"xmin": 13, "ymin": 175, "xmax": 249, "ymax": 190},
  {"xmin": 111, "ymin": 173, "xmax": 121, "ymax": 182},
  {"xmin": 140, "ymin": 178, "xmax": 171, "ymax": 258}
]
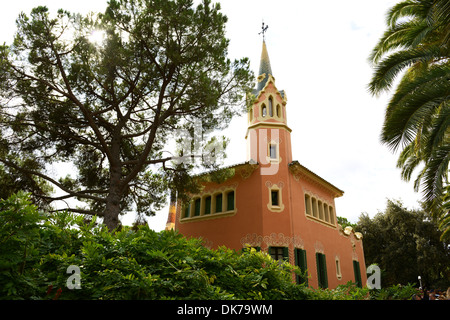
[
  {"xmin": 204, "ymin": 195, "xmax": 212, "ymax": 215},
  {"xmin": 226, "ymin": 190, "xmax": 235, "ymax": 211},
  {"xmin": 262, "ymin": 104, "xmax": 267, "ymax": 117},
  {"xmin": 268, "ymin": 97, "xmax": 273, "ymax": 117},
  {"xmin": 181, "ymin": 188, "xmax": 237, "ymax": 222},
  {"xmin": 271, "ymin": 190, "xmax": 279, "ymax": 206},
  {"xmin": 215, "ymin": 193, "xmax": 223, "ymax": 213},
  {"xmin": 269, "ymin": 144, "xmax": 277, "ymax": 159},
  {"xmin": 267, "ymin": 183, "xmax": 284, "ymax": 212},
  {"xmin": 304, "ymin": 192, "xmax": 336, "ymax": 226}
]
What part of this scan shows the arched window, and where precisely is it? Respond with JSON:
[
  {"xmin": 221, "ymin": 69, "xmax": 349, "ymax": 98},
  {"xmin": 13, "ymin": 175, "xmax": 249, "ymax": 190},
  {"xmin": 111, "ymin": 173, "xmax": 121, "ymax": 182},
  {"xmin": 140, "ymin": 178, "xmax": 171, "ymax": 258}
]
[
  {"xmin": 262, "ymin": 104, "xmax": 267, "ymax": 117},
  {"xmin": 276, "ymin": 104, "xmax": 281, "ymax": 118},
  {"xmin": 329, "ymin": 207, "xmax": 335, "ymax": 224},
  {"xmin": 226, "ymin": 190, "xmax": 235, "ymax": 211},
  {"xmin": 305, "ymin": 194, "xmax": 311, "ymax": 215},
  {"xmin": 194, "ymin": 198, "xmax": 201, "ymax": 216},
  {"xmin": 312, "ymin": 198, "xmax": 318, "ymax": 218},
  {"xmin": 268, "ymin": 97, "xmax": 273, "ymax": 117},
  {"xmin": 215, "ymin": 193, "xmax": 223, "ymax": 213},
  {"xmin": 318, "ymin": 200, "xmax": 324, "ymax": 220}
]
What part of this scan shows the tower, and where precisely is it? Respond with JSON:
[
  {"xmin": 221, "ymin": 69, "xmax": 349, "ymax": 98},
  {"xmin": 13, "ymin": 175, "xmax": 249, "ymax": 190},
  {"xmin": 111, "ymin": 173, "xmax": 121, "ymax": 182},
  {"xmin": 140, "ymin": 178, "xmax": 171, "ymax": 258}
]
[{"xmin": 246, "ymin": 40, "xmax": 292, "ymax": 172}]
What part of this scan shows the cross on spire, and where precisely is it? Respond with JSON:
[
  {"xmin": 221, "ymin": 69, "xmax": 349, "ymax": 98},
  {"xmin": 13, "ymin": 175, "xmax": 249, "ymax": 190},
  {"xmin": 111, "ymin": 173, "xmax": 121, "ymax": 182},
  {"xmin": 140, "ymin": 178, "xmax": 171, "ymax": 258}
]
[{"xmin": 259, "ymin": 21, "xmax": 268, "ymax": 41}]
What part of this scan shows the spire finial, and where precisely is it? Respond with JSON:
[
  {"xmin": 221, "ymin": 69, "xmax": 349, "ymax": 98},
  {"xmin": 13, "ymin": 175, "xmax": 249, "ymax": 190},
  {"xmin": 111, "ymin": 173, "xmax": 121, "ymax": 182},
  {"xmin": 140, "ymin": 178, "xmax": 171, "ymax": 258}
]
[{"xmin": 259, "ymin": 21, "xmax": 268, "ymax": 41}]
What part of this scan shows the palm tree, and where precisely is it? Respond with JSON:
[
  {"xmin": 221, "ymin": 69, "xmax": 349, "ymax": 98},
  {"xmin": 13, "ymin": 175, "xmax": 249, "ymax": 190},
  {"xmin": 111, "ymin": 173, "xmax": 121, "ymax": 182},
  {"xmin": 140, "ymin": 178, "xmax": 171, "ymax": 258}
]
[{"xmin": 368, "ymin": 0, "xmax": 449, "ymax": 238}]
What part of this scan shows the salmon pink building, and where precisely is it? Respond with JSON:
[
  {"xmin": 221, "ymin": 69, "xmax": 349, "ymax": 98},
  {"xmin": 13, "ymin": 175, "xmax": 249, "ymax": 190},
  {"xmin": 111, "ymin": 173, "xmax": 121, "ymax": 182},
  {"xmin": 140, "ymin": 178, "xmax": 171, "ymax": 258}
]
[{"xmin": 169, "ymin": 41, "xmax": 366, "ymax": 289}]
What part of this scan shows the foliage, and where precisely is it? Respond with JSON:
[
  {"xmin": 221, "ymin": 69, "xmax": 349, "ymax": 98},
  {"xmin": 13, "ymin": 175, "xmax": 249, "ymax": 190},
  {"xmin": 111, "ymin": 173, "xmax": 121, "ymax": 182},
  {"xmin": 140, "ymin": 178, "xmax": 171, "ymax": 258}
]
[
  {"xmin": 368, "ymin": 0, "xmax": 449, "ymax": 235},
  {"xmin": 0, "ymin": 192, "xmax": 310, "ymax": 300},
  {"xmin": 357, "ymin": 199, "xmax": 450, "ymax": 288},
  {"xmin": 369, "ymin": 283, "xmax": 418, "ymax": 300},
  {"xmin": 2, "ymin": 192, "xmax": 438, "ymax": 300},
  {"xmin": 0, "ymin": 0, "xmax": 254, "ymax": 231}
]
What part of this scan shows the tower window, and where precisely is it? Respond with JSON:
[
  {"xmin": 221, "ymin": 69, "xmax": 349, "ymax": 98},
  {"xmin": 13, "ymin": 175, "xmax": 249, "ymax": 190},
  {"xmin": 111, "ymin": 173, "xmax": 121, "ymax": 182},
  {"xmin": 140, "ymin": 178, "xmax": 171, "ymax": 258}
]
[
  {"xmin": 268, "ymin": 97, "xmax": 273, "ymax": 117},
  {"xmin": 262, "ymin": 104, "xmax": 267, "ymax": 117},
  {"xmin": 276, "ymin": 104, "xmax": 281, "ymax": 117},
  {"xmin": 271, "ymin": 190, "xmax": 279, "ymax": 206},
  {"xmin": 269, "ymin": 144, "xmax": 277, "ymax": 159}
]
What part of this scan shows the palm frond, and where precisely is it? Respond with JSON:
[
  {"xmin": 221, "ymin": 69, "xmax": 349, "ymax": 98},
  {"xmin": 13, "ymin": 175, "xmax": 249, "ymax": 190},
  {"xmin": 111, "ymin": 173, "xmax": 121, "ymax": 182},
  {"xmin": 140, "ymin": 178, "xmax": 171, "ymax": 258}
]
[{"xmin": 368, "ymin": 45, "xmax": 444, "ymax": 95}]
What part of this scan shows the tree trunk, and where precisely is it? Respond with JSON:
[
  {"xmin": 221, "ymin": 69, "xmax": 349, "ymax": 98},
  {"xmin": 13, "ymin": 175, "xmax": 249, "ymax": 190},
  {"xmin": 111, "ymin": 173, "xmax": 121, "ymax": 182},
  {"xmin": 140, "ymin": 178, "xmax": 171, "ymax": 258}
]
[
  {"xmin": 103, "ymin": 187, "xmax": 122, "ymax": 231},
  {"xmin": 103, "ymin": 135, "xmax": 123, "ymax": 231}
]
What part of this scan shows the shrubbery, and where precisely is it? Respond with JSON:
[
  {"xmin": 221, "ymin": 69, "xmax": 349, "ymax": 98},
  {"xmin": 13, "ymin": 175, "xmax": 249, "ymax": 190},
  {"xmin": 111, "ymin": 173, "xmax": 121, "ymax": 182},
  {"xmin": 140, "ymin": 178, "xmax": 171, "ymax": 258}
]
[
  {"xmin": 0, "ymin": 192, "xmax": 311, "ymax": 300},
  {"xmin": 0, "ymin": 192, "xmax": 422, "ymax": 300}
]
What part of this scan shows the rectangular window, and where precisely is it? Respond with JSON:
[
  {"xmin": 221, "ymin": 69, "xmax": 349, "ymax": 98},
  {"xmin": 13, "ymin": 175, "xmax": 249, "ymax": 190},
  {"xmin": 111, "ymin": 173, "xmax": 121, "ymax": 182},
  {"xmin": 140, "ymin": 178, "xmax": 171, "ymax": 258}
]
[
  {"xmin": 226, "ymin": 191, "xmax": 235, "ymax": 211},
  {"xmin": 329, "ymin": 207, "xmax": 335, "ymax": 224},
  {"xmin": 269, "ymin": 247, "xmax": 289, "ymax": 263},
  {"xmin": 316, "ymin": 253, "xmax": 328, "ymax": 289},
  {"xmin": 295, "ymin": 248, "xmax": 308, "ymax": 285},
  {"xmin": 184, "ymin": 203, "xmax": 190, "ymax": 218},
  {"xmin": 194, "ymin": 198, "xmax": 201, "ymax": 216},
  {"xmin": 215, "ymin": 193, "xmax": 223, "ymax": 213},
  {"xmin": 271, "ymin": 190, "xmax": 279, "ymax": 206},
  {"xmin": 353, "ymin": 260, "xmax": 362, "ymax": 288},
  {"xmin": 204, "ymin": 196, "xmax": 211, "ymax": 215},
  {"xmin": 312, "ymin": 198, "xmax": 318, "ymax": 218},
  {"xmin": 269, "ymin": 144, "xmax": 277, "ymax": 159},
  {"xmin": 324, "ymin": 204, "xmax": 330, "ymax": 222},
  {"xmin": 305, "ymin": 194, "xmax": 311, "ymax": 215},
  {"xmin": 335, "ymin": 258, "xmax": 342, "ymax": 279},
  {"xmin": 318, "ymin": 201, "xmax": 324, "ymax": 220}
]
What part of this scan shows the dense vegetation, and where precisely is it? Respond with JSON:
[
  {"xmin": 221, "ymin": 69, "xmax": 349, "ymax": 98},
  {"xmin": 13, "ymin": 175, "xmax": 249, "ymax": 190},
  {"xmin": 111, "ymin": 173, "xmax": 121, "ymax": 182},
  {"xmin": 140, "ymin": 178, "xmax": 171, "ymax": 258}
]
[
  {"xmin": 357, "ymin": 200, "xmax": 450, "ymax": 289},
  {"xmin": 0, "ymin": 192, "xmax": 425, "ymax": 300}
]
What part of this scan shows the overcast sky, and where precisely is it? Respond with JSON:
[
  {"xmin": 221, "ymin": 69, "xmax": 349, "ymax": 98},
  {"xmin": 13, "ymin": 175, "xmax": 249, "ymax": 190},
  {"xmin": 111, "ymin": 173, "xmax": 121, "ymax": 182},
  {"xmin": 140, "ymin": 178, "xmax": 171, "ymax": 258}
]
[{"xmin": 0, "ymin": 0, "xmax": 423, "ymax": 231}]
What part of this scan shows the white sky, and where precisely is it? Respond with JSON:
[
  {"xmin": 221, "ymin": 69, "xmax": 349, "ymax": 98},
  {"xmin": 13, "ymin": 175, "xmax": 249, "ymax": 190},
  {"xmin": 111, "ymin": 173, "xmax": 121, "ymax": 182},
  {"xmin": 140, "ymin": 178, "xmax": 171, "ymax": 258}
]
[{"xmin": 0, "ymin": 0, "xmax": 423, "ymax": 231}]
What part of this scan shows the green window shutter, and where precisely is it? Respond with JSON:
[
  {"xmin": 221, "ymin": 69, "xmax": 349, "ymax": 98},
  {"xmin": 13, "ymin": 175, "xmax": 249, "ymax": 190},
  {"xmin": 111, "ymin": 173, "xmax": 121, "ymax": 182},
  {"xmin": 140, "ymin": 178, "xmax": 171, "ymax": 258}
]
[
  {"xmin": 295, "ymin": 249, "xmax": 308, "ymax": 285},
  {"xmin": 316, "ymin": 253, "xmax": 328, "ymax": 289},
  {"xmin": 215, "ymin": 194, "xmax": 223, "ymax": 213},
  {"xmin": 227, "ymin": 191, "xmax": 235, "ymax": 211},
  {"xmin": 205, "ymin": 196, "xmax": 211, "ymax": 215},
  {"xmin": 194, "ymin": 198, "xmax": 201, "ymax": 216},
  {"xmin": 353, "ymin": 261, "xmax": 362, "ymax": 288},
  {"xmin": 321, "ymin": 254, "xmax": 328, "ymax": 288}
]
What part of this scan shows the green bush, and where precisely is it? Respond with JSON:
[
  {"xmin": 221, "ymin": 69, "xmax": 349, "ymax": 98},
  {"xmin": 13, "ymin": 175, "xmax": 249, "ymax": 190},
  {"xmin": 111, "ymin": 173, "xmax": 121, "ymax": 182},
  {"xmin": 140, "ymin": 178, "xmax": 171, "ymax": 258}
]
[{"xmin": 0, "ymin": 192, "xmax": 311, "ymax": 300}]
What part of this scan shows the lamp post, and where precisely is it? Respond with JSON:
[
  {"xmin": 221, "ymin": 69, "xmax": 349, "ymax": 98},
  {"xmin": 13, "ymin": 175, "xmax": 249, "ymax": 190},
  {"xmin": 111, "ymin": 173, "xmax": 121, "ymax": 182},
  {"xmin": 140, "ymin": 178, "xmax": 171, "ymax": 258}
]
[{"xmin": 418, "ymin": 276, "xmax": 422, "ymax": 290}]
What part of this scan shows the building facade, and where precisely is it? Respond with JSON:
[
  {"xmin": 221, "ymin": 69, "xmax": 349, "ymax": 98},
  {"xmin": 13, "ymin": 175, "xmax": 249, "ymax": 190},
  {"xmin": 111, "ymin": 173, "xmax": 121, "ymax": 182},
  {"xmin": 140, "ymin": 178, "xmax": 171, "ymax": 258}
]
[{"xmin": 171, "ymin": 41, "xmax": 366, "ymax": 289}]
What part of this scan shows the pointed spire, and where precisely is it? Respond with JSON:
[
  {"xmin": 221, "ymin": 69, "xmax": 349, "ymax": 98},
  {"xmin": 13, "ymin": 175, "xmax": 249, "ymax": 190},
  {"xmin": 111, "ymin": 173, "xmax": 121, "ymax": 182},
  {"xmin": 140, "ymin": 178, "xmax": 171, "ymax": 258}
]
[{"xmin": 256, "ymin": 40, "xmax": 273, "ymax": 92}]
